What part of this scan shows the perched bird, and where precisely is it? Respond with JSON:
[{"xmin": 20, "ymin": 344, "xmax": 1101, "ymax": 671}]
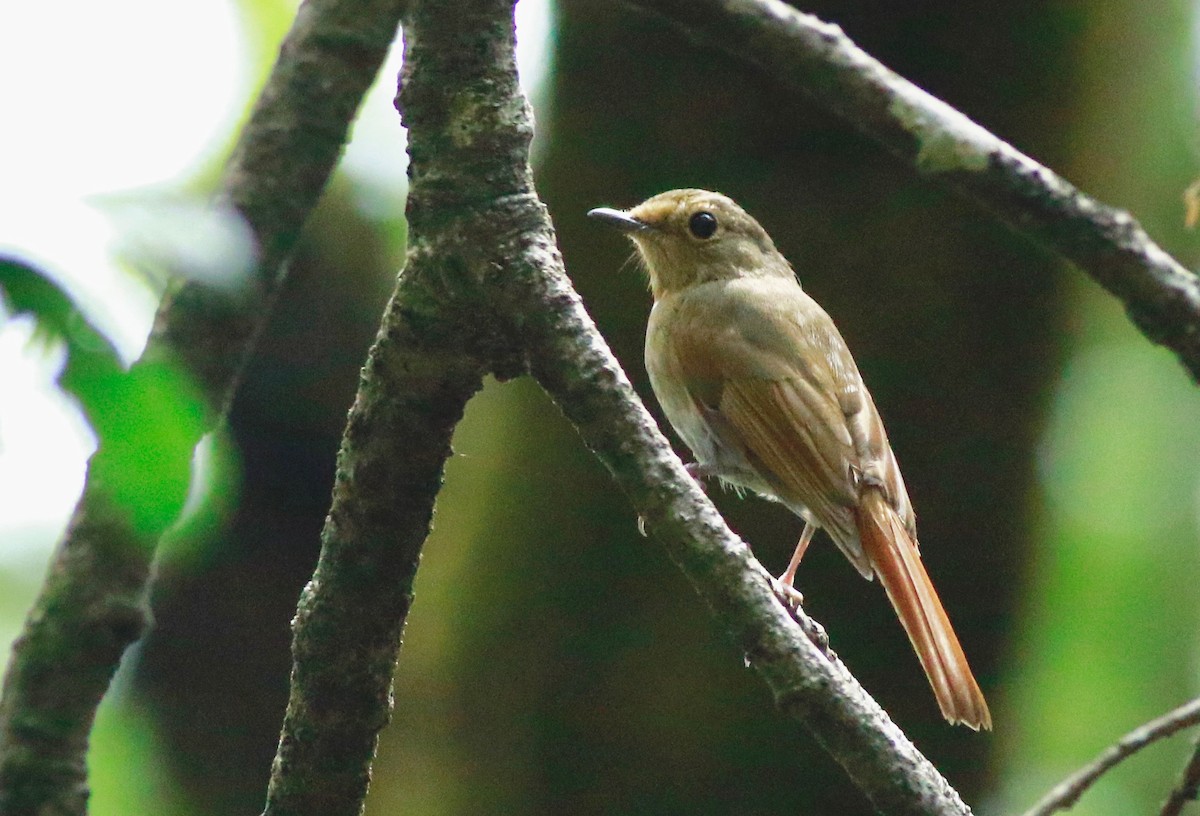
[{"xmin": 588, "ymin": 189, "xmax": 991, "ymax": 730}]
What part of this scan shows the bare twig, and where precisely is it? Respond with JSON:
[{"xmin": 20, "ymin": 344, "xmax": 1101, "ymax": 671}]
[
  {"xmin": 629, "ymin": 0, "xmax": 1200, "ymax": 383},
  {"xmin": 263, "ymin": 0, "xmax": 974, "ymax": 814},
  {"xmin": 0, "ymin": 0, "xmax": 405, "ymax": 813},
  {"xmin": 1021, "ymin": 697, "xmax": 1200, "ymax": 816},
  {"xmin": 1162, "ymin": 737, "xmax": 1200, "ymax": 816}
]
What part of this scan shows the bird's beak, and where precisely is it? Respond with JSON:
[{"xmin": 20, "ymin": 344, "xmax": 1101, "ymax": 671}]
[{"xmin": 587, "ymin": 207, "xmax": 652, "ymax": 233}]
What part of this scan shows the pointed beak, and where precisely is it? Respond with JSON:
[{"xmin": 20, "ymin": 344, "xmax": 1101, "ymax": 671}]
[{"xmin": 587, "ymin": 207, "xmax": 651, "ymax": 233}]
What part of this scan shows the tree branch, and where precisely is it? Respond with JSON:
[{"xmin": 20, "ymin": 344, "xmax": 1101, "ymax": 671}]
[
  {"xmin": 260, "ymin": 290, "xmax": 483, "ymax": 816},
  {"xmin": 1161, "ymin": 736, "xmax": 1200, "ymax": 816},
  {"xmin": 0, "ymin": 1, "xmax": 405, "ymax": 813},
  {"xmin": 1020, "ymin": 698, "xmax": 1200, "ymax": 816},
  {"xmin": 263, "ymin": 1, "xmax": 975, "ymax": 814},
  {"xmin": 261, "ymin": 1, "xmax": 533, "ymax": 812},
  {"xmin": 626, "ymin": 0, "xmax": 1200, "ymax": 382}
]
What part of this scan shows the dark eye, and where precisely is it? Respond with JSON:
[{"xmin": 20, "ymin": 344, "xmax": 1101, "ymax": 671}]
[{"xmin": 688, "ymin": 211, "xmax": 718, "ymax": 239}]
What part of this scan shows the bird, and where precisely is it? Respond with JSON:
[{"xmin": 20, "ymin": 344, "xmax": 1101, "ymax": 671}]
[{"xmin": 587, "ymin": 189, "xmax": 991, "ymax": 730}]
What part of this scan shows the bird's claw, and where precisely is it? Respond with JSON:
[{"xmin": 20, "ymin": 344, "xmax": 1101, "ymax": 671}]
[
  {"xmin": 770, "ymin": 575, "xmax": 805, "ymax": 612},
  {"xmin": 768, "ymin": 576, "xmax": 832, "ymax": 654}
]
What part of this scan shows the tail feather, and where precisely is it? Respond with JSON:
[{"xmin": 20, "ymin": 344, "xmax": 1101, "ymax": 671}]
[{"xmin": 855, "ymin": 490, "xmax": 991, "ymax": 730}]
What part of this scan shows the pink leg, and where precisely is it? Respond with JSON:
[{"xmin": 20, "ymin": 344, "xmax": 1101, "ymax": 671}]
[{"xmin": 779, "ymin": 522, "xmax": 815, "ymax": 588}]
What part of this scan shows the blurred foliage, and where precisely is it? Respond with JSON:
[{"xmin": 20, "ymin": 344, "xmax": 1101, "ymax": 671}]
[
  {"xmin": 0, "ymin": 256, "xmax": 206, "ymax": 534},
  {"xmin": 1, "ymin": 0, "xmax": 1199, "ymax": 814},
  {"xmin": 0, "ymin": 256, "xmax": 126, "ymax": 424}
]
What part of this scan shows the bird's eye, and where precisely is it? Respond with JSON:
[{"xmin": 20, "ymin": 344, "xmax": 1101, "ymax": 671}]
[{"xmin": 688, "ymin": 211, "xmax": 718, "ymax": 239}]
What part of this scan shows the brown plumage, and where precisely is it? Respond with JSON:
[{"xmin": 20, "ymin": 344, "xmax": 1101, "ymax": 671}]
[{"xmin": 588, "ymin": 189, "xmax": 990, "ymax": 729}]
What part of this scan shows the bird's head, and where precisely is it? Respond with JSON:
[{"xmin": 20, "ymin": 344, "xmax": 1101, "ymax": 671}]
[{"xmin": 588, "ymin": 189, "xmax": 789, "ymax": 298}]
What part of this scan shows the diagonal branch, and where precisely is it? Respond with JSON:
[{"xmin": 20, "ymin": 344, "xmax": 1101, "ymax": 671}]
[
  {"xmin": 0, "ymin": 1, "xmax": 405, "ymax": 814},
  {"xmin": 627, "ymin": 0, "xmax": 1200, "ymax": 382},
  {"xmin": 1020, "ymin": 697, "xmax": 1200, "ymax": 816}
]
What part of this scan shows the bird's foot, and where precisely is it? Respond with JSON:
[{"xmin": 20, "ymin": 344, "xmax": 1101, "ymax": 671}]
[
  {"xmin": 768, "ymin": 575, "xmax": 833, "ymax": 655},
  {"xmin": 770, "ymin": 574, "xmax": 805, "ymax": 612}
]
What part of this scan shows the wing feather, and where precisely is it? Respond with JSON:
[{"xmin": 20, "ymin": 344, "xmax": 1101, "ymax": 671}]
[{"xmin": 719, "ymin": 377, "xmax": 868, "ymax": 575}]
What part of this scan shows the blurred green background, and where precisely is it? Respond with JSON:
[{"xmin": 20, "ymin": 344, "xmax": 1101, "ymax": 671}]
[{"xmin": 2, "ymin": 1, "xmax": 1199, "ymax": 814}]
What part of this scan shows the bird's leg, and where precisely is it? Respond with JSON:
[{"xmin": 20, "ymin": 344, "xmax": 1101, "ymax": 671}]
[
  {"xmin": 779, "ymin": 522, "xmax": 815, "ymax": 588},
  {"xmin": 772, "ymin": 522, "xmax": 815, "ymax": 609}
]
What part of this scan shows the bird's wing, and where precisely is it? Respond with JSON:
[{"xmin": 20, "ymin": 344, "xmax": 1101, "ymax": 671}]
[{"xmin": 667, "ymin": 279, "xmax": 873, "ymax": 572}]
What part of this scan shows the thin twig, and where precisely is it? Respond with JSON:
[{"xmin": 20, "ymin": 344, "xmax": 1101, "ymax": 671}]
[
  {"xmin": 1161, "ymin": 737, "xmax": 1200, "ymax": 816},
  {"xmin": 0, "ymin": 0, "xmax": 405, "ymax": 813},
  {"xmin": 630, "ymin": 0, "xmax": 1200, "ymax": 383},
  {"xmin": 1021, "ymin": 698, "xmax": 1200, "ymax": 816}
]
